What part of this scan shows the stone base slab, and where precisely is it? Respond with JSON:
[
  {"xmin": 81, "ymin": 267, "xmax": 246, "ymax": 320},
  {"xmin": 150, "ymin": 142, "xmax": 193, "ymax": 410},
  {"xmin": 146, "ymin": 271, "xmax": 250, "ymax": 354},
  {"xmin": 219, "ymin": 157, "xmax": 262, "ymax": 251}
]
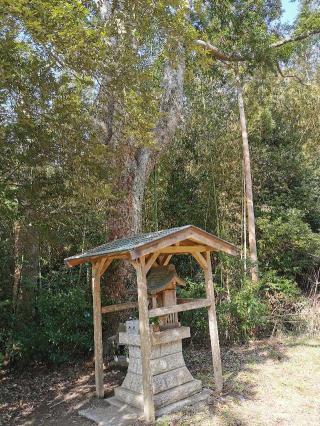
[
  {"xmin": 108, "ymin": 388, "xmax": 211, "ymax": 418},
  {"xmin": 114, "ymin": 378, "xmax": 202, "ymax": 410}
]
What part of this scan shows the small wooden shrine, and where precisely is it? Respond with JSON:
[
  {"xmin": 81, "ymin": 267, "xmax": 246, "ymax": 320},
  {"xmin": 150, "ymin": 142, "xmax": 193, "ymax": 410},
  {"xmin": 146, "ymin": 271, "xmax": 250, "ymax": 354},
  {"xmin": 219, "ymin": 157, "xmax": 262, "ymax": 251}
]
[
  {"xmin": 147, "ymin": 265, "xmax": 185, "ymax": 329},
  {"xmin": 65, "ymin": 225, "xmax": 237, "ymax": 422}
]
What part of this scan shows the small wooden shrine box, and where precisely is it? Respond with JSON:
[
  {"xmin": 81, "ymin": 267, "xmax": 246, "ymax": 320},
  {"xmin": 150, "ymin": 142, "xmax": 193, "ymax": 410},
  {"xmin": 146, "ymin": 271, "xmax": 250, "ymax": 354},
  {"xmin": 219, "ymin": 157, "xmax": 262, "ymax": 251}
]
[{"xmin": 147, "ymin": 265, "xmax": 185, "ymax": 329}]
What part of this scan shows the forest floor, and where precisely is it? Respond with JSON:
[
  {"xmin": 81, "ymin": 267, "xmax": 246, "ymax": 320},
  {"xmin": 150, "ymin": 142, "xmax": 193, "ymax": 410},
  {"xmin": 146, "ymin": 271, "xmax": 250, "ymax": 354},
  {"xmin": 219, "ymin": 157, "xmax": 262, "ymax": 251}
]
[{"xmin": 1, "ymin": 335, "xmax": 319, "ymax": 426}]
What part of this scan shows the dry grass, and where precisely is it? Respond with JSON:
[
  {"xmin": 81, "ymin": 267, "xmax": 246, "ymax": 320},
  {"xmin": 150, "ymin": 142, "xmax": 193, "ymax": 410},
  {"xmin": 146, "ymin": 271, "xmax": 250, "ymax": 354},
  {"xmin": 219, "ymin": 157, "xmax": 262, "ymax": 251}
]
[{"xmin": 159, "ymin": 336, "xmax": 320, "ymax": 426}]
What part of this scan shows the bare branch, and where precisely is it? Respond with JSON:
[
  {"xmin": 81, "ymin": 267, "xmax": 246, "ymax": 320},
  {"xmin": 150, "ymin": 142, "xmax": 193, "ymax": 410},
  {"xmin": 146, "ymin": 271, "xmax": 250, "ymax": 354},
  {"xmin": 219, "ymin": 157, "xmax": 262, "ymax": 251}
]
[
  {"xmin": 276, "ymin": 62, "xmax": 310, "ymax": 86},
  {"xmin": 270, "ymin": 29, "xmax": 320, "ymax": 48},
  {"xmin": 195, "ymin": 40, "xmax": 245, "ymax": 62}
]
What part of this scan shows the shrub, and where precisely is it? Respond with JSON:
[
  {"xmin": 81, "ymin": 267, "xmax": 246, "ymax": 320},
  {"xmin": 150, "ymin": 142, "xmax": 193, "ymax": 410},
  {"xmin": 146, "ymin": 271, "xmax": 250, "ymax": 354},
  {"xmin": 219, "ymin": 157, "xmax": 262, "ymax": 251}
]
[
  {"xmin": 178, "ymin": 272, "xmax": 303, "ymax": 345},
  {"xmin": 258, "ymin": 271, "xmax": 301, "ymax": 334},
  {"xmin": 9, "ymin": 285, "xmax": 93, "ymax": 365},
  {"xmin": 217, "ymin": 280, "xmax": 267, "ymax": 343},
  {"xmin": 178, "ymin": 278, "xmax": 267, "ymax": 344},
  {"xmin": 257, "ymin": 210, "xmax": 320, "ymax": 280}
]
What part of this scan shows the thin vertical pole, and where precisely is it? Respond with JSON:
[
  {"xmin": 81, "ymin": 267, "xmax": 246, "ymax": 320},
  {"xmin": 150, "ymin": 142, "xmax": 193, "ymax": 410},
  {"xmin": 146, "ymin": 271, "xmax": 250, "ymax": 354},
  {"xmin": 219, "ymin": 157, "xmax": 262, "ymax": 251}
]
[
  {"xmin": 153, "ymin": 167, "xmax": 158, "ymax": 232},
  {"xmin": 135, "ymin": 256, "xmax": 155, "ymax": 422},
  {"xmin": 237, "ymin": 81, "xmax": 258, "ymax": 282},
  {"xmin": 243, "ymin": 169, "xmax": 247, "ymax": 273},
  {"xmin": 204, "ymin": 251, "xmax": 223, "ymax": 392},
  {"xmin": 92, "ymin": 261, "xmax": 104, "ymax": 398}
]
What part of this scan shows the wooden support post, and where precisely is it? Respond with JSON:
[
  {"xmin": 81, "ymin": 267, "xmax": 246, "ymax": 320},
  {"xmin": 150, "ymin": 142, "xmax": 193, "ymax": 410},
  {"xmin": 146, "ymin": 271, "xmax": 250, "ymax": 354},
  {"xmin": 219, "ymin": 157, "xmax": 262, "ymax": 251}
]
[
  {"xmin": 92, "ymin": 261, "xmax": 104, "ymax": 398},
  {"xmin": 203, "ymin": 251, "xmax": 223, "ymax": 392},
  {"xmin": 134, "ymin": 257, "xmax": 155, "ymax": 423}
]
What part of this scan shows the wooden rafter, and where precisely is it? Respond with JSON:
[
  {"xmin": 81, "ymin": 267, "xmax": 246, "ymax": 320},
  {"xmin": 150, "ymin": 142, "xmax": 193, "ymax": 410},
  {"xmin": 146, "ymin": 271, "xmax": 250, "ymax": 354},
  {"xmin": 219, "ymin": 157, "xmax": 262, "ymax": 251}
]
[
  {"xmin": 192, "ymin": 251, "xmax": 207, "ymax": 269},
  {"xmin": 99, "ymin": 257, "xmax": 113, "ymax": 276},
  {"xmin": 145, "ymin": 251, "xmax": 160, "ymax": 273},
  {"xmin": 162, "ymin": 254, "xmax": 172, "ymax": 265}
]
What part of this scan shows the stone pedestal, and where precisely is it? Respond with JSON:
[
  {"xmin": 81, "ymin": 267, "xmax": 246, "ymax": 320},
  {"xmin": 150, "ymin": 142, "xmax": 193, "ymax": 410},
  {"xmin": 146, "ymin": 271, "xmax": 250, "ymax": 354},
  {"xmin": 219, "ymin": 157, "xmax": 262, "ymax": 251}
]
[{"xmin": 110, "ymin": 320, "xmax": 203, "ymax": 416}]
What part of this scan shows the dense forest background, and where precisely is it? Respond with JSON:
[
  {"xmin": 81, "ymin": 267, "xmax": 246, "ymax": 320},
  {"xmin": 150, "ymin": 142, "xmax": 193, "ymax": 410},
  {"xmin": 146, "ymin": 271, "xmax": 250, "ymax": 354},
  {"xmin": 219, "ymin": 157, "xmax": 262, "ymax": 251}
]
[{"xmin": 0, "ymin": 0, "xmax": 319, "ymax": 366}]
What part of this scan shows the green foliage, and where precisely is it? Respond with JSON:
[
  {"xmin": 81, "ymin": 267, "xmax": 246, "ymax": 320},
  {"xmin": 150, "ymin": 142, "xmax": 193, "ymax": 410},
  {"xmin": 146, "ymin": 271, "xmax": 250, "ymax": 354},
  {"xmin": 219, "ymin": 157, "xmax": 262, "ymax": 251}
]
[
  {"xmin": 221, "ymin": 281, "xmax": 267, "ymax": 341},
  {"xmin": 179, "ymin": 272, "xmax": 302, "ymax": 345},
  {"xmin": 259, "ymin": 271, "xmax": 300, "ymax": 300},
  {"xmin": 9, "ymin": 283, "xmax": 93, "ymax": 365},
  {"xmin": 178, "ymin": 280, "xmax": 208, "ymax": 339},
  {"xmin": 0, "ymin": 0, "xmax": 319, "ymax": 367},
  {"xmin": 179, "ymin": 279, "xmax": 267, "ymax": 344},
  {"xmin": 257, "ymin": 210, "xmax": 320, "ymax": 277},
  {"xmin": 258, "ymin": 271, "xmax": 301, "ymax": 328}
]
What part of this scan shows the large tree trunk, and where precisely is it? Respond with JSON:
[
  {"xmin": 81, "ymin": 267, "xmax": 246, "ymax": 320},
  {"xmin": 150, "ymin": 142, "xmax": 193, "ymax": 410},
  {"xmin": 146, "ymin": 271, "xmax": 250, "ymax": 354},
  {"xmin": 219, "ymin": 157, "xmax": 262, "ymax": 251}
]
[
  {"xmin": 105, "ymin": 52, "xmax": 185, "ymax": 240},
  {"xmin": 237, "ymin": 81, "xmax": 258, "ymax": 282},
  {"xmin": 11, "ymin": 218, "xmax": 39, "ymax": 359},
  {"xmin": 101, "ymin": 50, "xmax": 185, "ymax": 306},
  {"xmin": 12, "ymin": 220, "xmax": 22, "ymax": 313}
]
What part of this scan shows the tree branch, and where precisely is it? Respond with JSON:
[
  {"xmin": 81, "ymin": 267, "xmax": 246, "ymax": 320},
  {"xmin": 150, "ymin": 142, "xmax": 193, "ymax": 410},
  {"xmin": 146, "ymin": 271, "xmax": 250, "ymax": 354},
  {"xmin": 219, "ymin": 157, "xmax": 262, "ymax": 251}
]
[
  {"xmin": 270, "ymin": 29, "xmax": 320, "ymax": 48},
  {"xmin": 196, "ymin": 29, "xmax": 320, "ymax": 63},
  {"xmin": 194, "ymin": 40, "xmax": 245, "ymax": 62},
  {"xmin": 276, "ymin": 62, "xmax": 310, "ymax": 86}
]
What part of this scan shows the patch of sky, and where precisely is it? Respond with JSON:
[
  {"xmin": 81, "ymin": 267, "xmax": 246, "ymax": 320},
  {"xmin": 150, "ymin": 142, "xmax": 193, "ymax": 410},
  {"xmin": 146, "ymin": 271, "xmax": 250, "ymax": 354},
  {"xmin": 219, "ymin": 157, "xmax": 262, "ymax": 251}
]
[{"xmin": 281, "ymin": 0, "xmax": 299, "ymax": 25}]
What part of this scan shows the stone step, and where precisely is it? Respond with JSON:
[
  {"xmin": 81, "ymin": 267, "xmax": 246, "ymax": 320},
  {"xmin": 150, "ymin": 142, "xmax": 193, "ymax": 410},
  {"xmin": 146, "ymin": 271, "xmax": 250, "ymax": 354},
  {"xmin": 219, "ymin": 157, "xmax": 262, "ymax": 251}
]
[
  {"xmin": 79, "ymin": 401, "xmax": 140, "ymax": 425},
  {"xmin": 155, "ymin": 388, "xmax": 212, "ymax": 417},
  {"xmin": 128, "ymin": 351, "xmax": 186, "ymax": 376},
  {"xmin": 106, "ymin": 396, "xmax": 141, "ymax": 414},
  {"xmin": 114, "ymin": 379, "xmax": 202, "ymax": 410},
  {"xmin": 121, "ymin": 366, "xmax": 194, "ymax": 395}
]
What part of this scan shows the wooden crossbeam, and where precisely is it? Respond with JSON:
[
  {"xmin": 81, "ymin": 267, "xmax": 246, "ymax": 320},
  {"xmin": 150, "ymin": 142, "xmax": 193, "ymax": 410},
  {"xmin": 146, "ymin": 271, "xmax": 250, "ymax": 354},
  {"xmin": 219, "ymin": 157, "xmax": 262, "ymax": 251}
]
[
  {"xmin": 101, "ymin": 301, "xmax": 138, "ymax": 314},
  {"xmin": 148, "ymin": 298, "xmax": 211, "ymax": 318},
  {"xmin": 157, "ymin": 245, "xmax": 210, "ymax": 254}
]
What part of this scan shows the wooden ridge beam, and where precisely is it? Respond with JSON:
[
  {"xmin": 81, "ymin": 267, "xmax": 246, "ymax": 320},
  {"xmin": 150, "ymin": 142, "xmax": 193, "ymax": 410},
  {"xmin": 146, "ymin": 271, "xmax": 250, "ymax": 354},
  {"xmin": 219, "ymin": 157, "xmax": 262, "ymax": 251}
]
[{"xmin": 148, "ymin": 298, "xmax": 211, "ymax": 318}]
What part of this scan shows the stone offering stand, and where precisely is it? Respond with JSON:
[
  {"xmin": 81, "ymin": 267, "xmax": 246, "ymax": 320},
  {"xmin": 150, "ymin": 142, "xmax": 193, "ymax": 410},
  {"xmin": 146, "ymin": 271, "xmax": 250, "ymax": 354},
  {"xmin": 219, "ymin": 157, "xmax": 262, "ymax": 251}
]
[
  {"xmin": 110, "ymin": 321, "xmax": 202, "ymax": 416},
  {"xmin": 65, "ymin": 225, "xmax": 238, "ymax": 422}
]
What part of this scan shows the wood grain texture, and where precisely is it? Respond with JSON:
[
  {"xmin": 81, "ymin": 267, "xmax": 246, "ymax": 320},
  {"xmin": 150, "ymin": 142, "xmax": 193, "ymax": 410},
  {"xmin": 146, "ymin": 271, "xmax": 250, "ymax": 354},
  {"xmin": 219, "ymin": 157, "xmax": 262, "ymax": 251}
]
[
  {"xmin": 134, "ymin": 256, "xmax": 155, "ymax": 422},
  {"xmin": 204, "ymin": 251, "xmax": 223, "ymax": 392},
  {"xmin": 92, "ymin": 260, "xmax": 104, "ymax": 398},
  {"xmin": 148, "ymin": 298, "xmax": 211, "ymax": 318},
  {"xmin": 101, "ymin": 301, "xmax": 138, "ymax": 314}
]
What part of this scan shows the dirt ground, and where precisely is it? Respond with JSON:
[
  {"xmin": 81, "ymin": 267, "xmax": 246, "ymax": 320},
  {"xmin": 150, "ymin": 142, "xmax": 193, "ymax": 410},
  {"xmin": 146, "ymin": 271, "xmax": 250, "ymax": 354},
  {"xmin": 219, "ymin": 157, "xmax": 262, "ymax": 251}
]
[{"xmin": 1, "ymin": 336, "xmax": 319, "ymax": 426}]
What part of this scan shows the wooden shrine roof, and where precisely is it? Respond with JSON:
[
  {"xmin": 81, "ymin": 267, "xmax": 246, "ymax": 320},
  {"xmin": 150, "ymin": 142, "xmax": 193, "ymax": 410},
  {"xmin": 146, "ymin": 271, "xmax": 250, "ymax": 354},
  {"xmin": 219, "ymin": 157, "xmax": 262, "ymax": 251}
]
[
  {"xmin": 147, "ymin": 265, "xmax": 185, "ymax": 295},
  {"xmin": 65, "ymin": 225, "xmax": 238, "ymax": 267}
]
